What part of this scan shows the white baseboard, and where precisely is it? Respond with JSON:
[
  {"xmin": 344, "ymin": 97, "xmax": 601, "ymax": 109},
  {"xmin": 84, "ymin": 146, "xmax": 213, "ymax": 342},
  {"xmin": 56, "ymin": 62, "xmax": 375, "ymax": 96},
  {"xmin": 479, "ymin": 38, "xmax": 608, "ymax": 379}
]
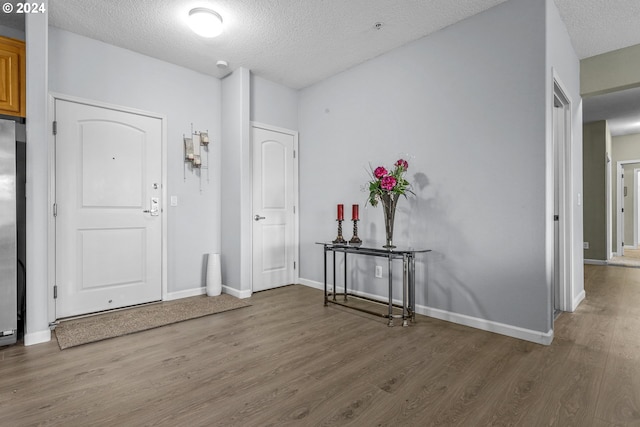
[
  {"xmin": 298, "ymin": 278, "xmax": 554, "ymax": 345},
  {"xmin": 165, "ymin": 287, "xmax": 206, "ymax": 301},
  {"xmin": 298, "ymin": 278, "xmax": 323, "ymax": 290},
  {"xmin": 24, "ymin": 329, "xmax": 51, "ymax": 346},
  {"xmin": 571, "ymin": 290, "xmax": 586, "ymax": 311},
  {"xmin": 584, "ymin": 259, "xmax": 607, "ymax": 265},
  {"xmin": 418, "ymin": 305, "xmax": 553, "ymax": 345},
  {"xmin": 165, "ymin": 285, "xmax": 252, "ymax": 300},
  {"xmin": 222, "ymin": 285, "xmax": 252, "ymax": 299}
]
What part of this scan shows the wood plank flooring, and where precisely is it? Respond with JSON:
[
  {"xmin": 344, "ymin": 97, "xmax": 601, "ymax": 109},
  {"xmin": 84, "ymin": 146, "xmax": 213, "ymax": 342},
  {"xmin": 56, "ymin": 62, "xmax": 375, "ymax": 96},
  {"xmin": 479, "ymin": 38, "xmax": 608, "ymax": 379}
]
[{"xmin": 1, "ymin": 264, "xmax": 639, "ymax": 426}]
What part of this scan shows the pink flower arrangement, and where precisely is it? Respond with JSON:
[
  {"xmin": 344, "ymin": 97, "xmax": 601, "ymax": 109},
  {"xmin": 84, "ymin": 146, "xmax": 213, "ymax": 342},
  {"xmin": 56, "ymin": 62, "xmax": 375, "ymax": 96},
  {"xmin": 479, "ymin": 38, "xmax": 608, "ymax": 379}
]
[
  {"xmin": 374, "ymin": 167, "xmax": 387, "ymax": 179},
  {"xmin": 367, "ymin": 158, "xmax": 413, "ymax": 207},
  {"xmin": 380, "ymin": 176, "xmax": 397, "ymax": 191}
]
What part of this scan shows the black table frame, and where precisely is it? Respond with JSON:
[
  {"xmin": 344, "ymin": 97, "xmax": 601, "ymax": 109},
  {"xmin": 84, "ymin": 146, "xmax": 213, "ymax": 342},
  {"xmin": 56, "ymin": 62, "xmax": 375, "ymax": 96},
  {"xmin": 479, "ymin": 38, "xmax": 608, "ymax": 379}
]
[{"xmin": 318, "ymin": 243, "xmax": 429, "ymax": 326}]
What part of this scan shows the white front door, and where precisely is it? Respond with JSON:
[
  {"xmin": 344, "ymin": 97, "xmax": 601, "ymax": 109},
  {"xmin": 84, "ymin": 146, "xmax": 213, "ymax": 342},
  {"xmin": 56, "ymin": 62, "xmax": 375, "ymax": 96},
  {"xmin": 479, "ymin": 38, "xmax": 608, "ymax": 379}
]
[
  {"xmin": 251, "ymin": 125, "xmax": 296, "ymax": 292},
  {"xmin": 55, "ymin": 100, "xmax": 162, "ymax": 318}
]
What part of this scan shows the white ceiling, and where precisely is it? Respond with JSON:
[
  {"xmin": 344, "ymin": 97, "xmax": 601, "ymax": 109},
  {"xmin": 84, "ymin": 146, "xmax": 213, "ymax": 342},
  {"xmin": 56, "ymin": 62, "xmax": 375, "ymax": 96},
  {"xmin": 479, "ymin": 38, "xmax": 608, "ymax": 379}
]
[
  {"xmin": 2, "ymin": 0, "xmax": 640, "ymax": 133},
  {"xmin": 584, "ymin": 87, "xmax": 640, "ymax": 136},
  {"xmin": 39, "ymin": 0, "xmax": 640, "ymax": 89}
]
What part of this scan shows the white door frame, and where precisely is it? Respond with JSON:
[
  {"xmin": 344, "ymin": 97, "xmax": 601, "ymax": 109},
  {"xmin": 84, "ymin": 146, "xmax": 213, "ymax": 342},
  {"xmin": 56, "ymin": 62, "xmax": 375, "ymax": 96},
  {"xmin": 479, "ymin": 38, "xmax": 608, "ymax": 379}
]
[
  {"xmin": 615, "ymin": 159, "xmax": 640, "ymax": 257},
  {"xmin": 250, "ymin": 122, "xmax": 299, "ymax": 291},
  {"xmin": 551, "ymin": 75, "xmax": 574, "ymax": 316},
  {"xmin": 606, "ymin": 154, "xmax": 612, "ymax": 259},
  {"xmin": 635, "ymin": 168, "xmax": 640, "ymax": 249},
  {"xmin": 48, "ymin": 93, "xmax": 168, "ymax": 323}
]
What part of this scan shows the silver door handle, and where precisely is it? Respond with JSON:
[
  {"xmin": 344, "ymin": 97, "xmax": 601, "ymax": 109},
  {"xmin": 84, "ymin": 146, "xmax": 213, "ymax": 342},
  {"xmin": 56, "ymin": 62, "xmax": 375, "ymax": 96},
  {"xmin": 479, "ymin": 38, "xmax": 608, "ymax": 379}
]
[
  {"xmin": 144, "ymin": 197, "xmax": 160, "ymax": 216},
  {"xmin": 254, "ymin": 215, "xmax": 266, "ymax": 221}
]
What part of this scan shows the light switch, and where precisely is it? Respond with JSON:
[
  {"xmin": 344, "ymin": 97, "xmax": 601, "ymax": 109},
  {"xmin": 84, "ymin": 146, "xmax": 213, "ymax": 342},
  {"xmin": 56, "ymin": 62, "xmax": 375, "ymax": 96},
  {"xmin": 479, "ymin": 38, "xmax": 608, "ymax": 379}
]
[{"xmin": 170, "ymin": 196, "xmax": 178, "ymax": 206}]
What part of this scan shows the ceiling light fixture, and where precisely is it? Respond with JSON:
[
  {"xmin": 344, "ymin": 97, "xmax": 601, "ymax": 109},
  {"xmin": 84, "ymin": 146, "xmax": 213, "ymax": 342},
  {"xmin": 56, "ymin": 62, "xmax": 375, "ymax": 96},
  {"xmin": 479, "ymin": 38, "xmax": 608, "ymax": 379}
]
[{"xmin": 188, "ymin": 8, "xmax": 223, "ymax": 38}]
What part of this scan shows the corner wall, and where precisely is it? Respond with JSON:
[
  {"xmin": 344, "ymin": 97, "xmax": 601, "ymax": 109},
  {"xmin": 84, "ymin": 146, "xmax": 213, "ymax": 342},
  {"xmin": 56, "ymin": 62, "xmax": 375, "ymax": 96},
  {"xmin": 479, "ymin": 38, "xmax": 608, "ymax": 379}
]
[
  {"xmin": 220, "ymin": 68, "xmax": 251, "ymax": 297},
  {"xmin": 545, "ymin": 0, "xmax": 584, "ymax": 312},
  {"xmin": 24, "ymin": 5, "xmax": 50, "ymax": 345},
  {"xmin": 298, "ymin": 0, "xmax": 553, "ymax": 341}
]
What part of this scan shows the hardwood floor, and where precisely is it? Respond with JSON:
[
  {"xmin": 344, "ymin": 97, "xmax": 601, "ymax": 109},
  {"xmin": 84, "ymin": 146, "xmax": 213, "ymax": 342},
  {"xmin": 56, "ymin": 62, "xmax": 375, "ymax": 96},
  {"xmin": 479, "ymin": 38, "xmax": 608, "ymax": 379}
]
[{"xmin": 1, "ymin": 264, "xmax": 639, "ymax": 426}]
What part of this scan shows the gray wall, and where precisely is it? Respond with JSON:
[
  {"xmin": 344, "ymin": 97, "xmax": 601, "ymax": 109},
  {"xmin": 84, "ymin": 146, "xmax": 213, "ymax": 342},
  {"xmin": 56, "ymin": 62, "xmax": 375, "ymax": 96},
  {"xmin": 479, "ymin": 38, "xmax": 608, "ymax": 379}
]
[
  {"xmin": 583, "ymin": 121, "xmax": 609, "ymax": 260},
  {"xmin": 0, "ymin": 24, "xmax": 24, "ymax": 40},
  {"xmin": 48, "ymin": 28, "xmax": 222, "ymax": 295},
  {"xmin": 250, "ymin": 74, "xmax": 298, "ymax": 131},
  {"xmin": 298, "ymin": 0, "xmax": 581, "ymax": 337},
  {"xmin": 220, "ymin": 68, "xmax": 250, "ymax": 295},
  {"xmin": 581, "ymin": 44, "xmax": 640, "ymax": 96}
]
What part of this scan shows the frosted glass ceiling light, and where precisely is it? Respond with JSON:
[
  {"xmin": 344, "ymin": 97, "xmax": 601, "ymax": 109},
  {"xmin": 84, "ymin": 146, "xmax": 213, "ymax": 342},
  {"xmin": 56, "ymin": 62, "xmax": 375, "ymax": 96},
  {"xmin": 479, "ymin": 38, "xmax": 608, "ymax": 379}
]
[{"xmin": 188, "ymin": 8, "xmax": 223, "ymax": 38}]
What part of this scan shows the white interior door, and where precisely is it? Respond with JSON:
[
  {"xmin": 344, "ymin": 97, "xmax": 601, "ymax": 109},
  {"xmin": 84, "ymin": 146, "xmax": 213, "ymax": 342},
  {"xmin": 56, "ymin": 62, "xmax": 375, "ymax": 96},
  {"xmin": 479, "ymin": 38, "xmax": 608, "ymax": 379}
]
[
  {"xmin": 551, "ymin": 79, "xmax": 573, "ymax": 315},
  {"xmin": 55, "ymin": 100, "xmax": 162, "ymax": 318},
  {"xmin": 553, "ymin": 104, "xmax": 562, "ymax": 313},
  {"xmin": 252, "ymin": 125, "xmax": 295, "ymax": 292}
]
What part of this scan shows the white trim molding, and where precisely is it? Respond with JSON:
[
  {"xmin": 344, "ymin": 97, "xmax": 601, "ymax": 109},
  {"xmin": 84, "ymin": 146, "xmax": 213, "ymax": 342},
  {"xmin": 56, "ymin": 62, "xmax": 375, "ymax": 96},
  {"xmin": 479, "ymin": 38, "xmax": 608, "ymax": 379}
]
[
  {"xmin": 24, "ymin": 329, "xmax": 52, "ymax": 346},
  {"xmin": 164, "ymin": 287, "xmax": 206, "ymax": 301},
  {"xmin": 584, "ymin": 259, "xmax": 607, "ymax": 265},
  {"xmin": 298, "ymin": 279, "xmax": 554, "ymax": 346},
  {"xmin": 222, "ymin": 285, "xmax": 252, "ymax": 299},
  {"xmin": 571, "ymin": 290, "xmax": 586, "ymax": 312}
]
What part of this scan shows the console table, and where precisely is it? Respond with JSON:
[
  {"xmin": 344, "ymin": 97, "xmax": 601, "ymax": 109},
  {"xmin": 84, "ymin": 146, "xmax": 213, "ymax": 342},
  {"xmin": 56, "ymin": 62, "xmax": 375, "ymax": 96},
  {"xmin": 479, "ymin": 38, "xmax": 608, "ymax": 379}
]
[{"xmin": 317, "ymin": 242, "xmax": 430, "ymax": 326}]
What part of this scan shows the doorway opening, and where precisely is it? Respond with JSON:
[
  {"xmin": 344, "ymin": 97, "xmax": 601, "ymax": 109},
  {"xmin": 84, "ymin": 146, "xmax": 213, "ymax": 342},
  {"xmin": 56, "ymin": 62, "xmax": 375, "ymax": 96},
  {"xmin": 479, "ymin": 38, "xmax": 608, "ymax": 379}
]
[
  {"xmin": 609, "ymin": 159, "xmax": 640, "ymax": 267},
  {"xmin": 552, "ymin": 78, "xmax": 574, "ymax": 321}
]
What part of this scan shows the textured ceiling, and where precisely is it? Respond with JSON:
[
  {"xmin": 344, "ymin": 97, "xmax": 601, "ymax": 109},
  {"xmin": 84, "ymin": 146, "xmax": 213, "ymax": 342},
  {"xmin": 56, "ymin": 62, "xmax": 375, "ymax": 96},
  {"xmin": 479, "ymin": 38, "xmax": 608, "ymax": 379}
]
[
  {"xmin": 4, "ymin": 0, "xmax": 640, "ymax": 133},
  {"xmin": 44, "ymin": 0, "xmax": 640, "ymax": 90},
  {"xmin": 46, "ymin": 0, "xmax": 513, "ymax": 89}
]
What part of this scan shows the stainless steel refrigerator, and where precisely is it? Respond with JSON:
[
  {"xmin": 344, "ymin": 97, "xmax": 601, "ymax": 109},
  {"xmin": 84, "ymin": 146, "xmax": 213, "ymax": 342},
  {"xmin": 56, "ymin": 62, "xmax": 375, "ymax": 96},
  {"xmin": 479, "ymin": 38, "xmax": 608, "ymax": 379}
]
[{"xmin": 0, "ymin": 118, "xmax": 18, "ymax": 346}]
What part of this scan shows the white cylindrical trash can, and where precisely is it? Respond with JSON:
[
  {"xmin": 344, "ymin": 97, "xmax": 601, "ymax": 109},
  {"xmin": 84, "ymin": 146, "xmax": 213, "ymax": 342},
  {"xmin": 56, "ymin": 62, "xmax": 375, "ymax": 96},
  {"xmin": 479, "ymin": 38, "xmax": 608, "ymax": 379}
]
[{"xmin": 206, "ymin": 253, "xmax": 222, "ymax": 296}]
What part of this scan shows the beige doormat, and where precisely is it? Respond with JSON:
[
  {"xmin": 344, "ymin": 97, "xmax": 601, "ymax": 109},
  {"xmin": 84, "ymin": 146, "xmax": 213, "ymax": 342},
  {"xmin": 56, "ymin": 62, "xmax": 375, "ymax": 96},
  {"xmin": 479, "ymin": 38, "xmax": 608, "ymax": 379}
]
[{"xmin": 55, "ymin": 294, "xmax": 250, "ymax": 350}]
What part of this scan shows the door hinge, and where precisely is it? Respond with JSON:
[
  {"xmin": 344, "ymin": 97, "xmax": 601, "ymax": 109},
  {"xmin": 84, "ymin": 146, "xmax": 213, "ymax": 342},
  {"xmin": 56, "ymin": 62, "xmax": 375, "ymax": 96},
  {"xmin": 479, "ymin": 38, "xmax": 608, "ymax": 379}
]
[
  {"xmin": 53, "ymin": 285, "xmax": 58, "ymax": 299},
  {"xmin": 293, "ymin": 205, "xmax": 296, "ymax": 214},
  {"xmin": 293, "ymin": 150, "xmax": 296, "ymax": 159},
  {"xmin": 294, "ymin": 261, "xmax": 296, "ymax": 270},
  {"xmin": 622, "ymin": 208, "xmax": 625, "ymax": 213},
  {"xmin": 52, "ymin": 121, "xmax": 57, "ymax": 135},
  {"xmin": 553, "ymin": 215, "xmax": 559, "ymax": 221},
  {"xmin": 53, "ymin": 203, "xmax": 57, "ymax": 217}
]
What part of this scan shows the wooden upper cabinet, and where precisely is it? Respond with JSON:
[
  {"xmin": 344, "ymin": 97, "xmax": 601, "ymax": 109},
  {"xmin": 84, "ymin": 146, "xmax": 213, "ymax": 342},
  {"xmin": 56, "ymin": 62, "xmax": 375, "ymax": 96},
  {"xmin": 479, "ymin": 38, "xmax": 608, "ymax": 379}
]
[{"xmin": 0, "ymin": 36, "xmax": 25, "ymax": 118}]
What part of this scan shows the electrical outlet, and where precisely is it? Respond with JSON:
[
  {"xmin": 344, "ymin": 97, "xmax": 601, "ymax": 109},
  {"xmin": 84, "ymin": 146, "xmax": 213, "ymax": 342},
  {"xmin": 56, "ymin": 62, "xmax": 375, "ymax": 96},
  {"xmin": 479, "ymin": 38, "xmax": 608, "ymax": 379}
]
[
  {"xmin": 375, "ymin": 265, "xmax": 383, "ymax": 278},
  {"xmin": 583, "ymin": 242, "xmax": 589, "ymax": 249}
]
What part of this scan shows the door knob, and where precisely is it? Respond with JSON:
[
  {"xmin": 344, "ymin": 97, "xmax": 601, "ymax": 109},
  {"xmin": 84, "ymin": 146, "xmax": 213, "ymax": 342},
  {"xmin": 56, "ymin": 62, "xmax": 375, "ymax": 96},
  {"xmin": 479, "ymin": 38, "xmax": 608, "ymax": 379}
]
[{"xmin": 254, "ymin": 215, "xmax": 266, "ymax": 221}]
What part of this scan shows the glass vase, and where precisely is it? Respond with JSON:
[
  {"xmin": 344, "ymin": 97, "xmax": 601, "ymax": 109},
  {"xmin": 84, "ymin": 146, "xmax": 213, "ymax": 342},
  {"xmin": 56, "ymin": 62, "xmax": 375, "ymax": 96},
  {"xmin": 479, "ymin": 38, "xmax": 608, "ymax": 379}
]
[{"xmin": 381, "ymin": 193, "xmax": 399, "ymax": 249}]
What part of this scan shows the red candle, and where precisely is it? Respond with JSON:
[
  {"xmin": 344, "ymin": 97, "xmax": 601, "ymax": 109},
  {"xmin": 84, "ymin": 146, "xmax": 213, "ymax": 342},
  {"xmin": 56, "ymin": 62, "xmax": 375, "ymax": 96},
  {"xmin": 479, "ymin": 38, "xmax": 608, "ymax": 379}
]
[
  {"xmin": 352, "ymin": 204, "xmax": 359, "ymax": 220},
  {"xmin": 337, "ymin": 204, "xmax": 344, "ymax": 221}
]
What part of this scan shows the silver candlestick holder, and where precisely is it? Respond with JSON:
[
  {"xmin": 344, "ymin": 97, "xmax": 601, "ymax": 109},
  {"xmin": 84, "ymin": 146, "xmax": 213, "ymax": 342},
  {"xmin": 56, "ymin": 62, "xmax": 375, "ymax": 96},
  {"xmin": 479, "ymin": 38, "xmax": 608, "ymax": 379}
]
[
  {"xmin": 349, "ymin": 219, "xmax": 362, "ymax": 245},
  {"xmin": 333, "ymin": 219, "xmax": 346, "ymax": 244}
]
